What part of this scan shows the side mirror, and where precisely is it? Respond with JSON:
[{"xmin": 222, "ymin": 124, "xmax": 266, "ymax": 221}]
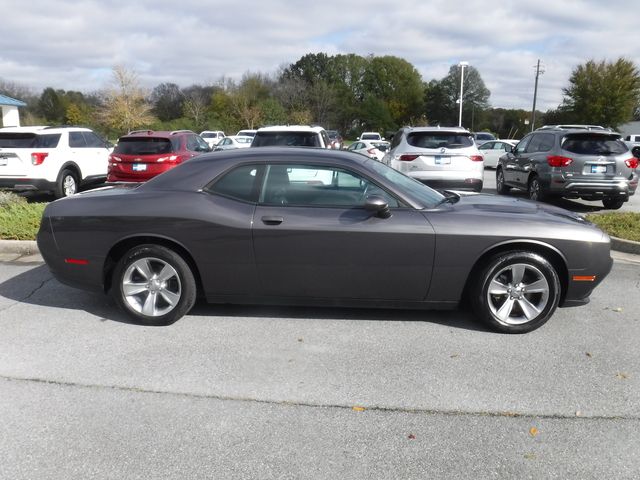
[
  {"xmin": 364, "ymin": 194, "xmax": 391, "ymax": 218},
  {"xmin": 505, "ymin": 145, "xmax": 513, "ymax": 153}
]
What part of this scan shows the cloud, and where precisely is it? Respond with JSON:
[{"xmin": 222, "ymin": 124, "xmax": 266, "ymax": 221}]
[{"xmin": 1, "ymin": 0, "xmax": 639, "ymax": 110}]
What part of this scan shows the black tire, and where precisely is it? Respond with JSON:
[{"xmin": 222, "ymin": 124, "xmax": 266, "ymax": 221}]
[
  {"xmin": 496, "ymin": 168, "xmax": 509, "ymax": 195},
  {"xmin": 470, "ymin": 251, "xmax": 561, "ymax": 334},
  {"xmin": 55, "ymin": 169, "xmax": 79, "ymax": 199},
  {"xmin": 111, "ymin": 244, "xmax": 197, "ymax": 326},
  {"xmin": 632, "ymin": 146, "xmax": 640, "ymax": 159},
  {"xmin": 602, "ymin": 197, "xmax": 625, "ymax": 210},
  {"xmin": 472, "ymin": 181, "xmax": 483, "ymax": 193},
  {"xmin": 527, "ymin": 175, "xmax": 546, "ymax": 202}
]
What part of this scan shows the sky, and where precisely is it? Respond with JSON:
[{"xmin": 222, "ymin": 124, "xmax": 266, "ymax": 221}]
[{"xmin": 1, "ymin": 0, "xmax": 640, "ymax": 112}]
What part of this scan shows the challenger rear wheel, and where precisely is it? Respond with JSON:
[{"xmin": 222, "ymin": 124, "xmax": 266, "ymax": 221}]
[
  {"xmin": 471, "ymin": 251, "xmax": 561, "ymax": 333},
  {"xmin": 111, "ymin": 244, "xmax": 196, "ymax": 325}
]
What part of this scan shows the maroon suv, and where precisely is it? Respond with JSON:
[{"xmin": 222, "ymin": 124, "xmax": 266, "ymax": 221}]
[{"xmin": 107, "ymin": 130, "xmax": 210, "ymax": 182}]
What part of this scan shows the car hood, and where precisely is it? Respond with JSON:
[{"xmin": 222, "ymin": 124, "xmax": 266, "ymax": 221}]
[{"xmin": 431, "ymin": 193, "xmax": 606, "ymax": 241}]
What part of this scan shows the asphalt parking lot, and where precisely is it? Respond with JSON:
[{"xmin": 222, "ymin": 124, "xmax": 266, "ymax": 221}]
[{"xmin": 1, "ymin": 246, "xmax": 639, "ymax": 478}]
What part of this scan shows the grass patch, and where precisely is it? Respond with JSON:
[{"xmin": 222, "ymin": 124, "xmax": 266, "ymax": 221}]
[
  {"xmin": 0, "ymin": 192, "xmax": 47, "ymax": 240},
  {"xmin": 586, "ymin": 212, "xmax": 640, "ymax": 242}
]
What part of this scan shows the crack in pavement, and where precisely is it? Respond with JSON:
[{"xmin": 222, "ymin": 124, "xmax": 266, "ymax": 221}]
[
  {"xmin": 0, "ymin": 276, "xmax": 55, "ymax": 314},
  {"xmin": 2, "ymin": 374, "xmax": 638, "ymax": 422}
]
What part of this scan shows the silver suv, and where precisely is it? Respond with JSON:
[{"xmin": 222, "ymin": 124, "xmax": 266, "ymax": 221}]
[
  {"xmin": 383, "ymin": 126, "xmax": 484, "ymax": 191},
  {"xmin": 496, "ymin": 126, "xmax": 638, "ymax": 209}
]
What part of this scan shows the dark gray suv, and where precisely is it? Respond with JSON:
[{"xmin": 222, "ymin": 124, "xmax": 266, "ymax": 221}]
[{"xmin": 496, "ymin": 126, "xmax": 639, "ymax": 209}]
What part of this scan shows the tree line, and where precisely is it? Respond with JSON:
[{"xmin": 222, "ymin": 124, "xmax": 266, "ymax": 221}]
[{"xmin": 1, "ymin": 54, "xmax": 639, "ymax": 140}]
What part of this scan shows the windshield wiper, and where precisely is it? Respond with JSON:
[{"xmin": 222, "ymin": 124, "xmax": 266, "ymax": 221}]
[{"xmin": 435, "ymin": 190, "xmax": 461, "ymax": 206}]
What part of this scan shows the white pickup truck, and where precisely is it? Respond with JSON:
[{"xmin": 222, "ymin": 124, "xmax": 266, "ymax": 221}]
[{"xmin": 624, "ymin": 134, "xmax": 640, "ymax": 157}]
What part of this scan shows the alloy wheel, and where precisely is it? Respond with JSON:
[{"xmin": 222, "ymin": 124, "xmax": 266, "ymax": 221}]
[{"xmin": 121, "ymin": 257, "xmax": 182, "ymax": 317}]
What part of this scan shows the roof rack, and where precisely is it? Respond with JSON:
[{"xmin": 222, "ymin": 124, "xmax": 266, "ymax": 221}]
[
  {"xmin": 43, "ymin": 125, "xmax": 84, "ymax": 130},
  {"xmin": 536, "ymin": 124, "xmax": 610, "ymax": 131},
  {"xmin": 170, "ymin": 129, "xmax": 194, "ymax": 135},
  {"xmin": 128, "ymin": 129, "xmax": 154, "ymax": 135}
]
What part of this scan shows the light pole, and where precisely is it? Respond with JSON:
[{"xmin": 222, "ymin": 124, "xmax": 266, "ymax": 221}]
[
  {"xmin": 531, "ymin": 59, "xmax": 545, "ymax": 132},
  {"xmin": 458, "ymin": 61, "xmax": 469, "ymax": 127}
]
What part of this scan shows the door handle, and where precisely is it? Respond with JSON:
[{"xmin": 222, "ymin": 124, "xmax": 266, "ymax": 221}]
[{"xmin": 261, "ymin": 216, "xmax": 284, "ymax": 225}]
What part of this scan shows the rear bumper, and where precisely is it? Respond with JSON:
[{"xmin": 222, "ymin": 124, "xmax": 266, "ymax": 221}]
[
  {"xmin": 0, "ymin": 177, "xmax": 56, "ymax": 192},
  {"xmin": 547, "ymin": 172, "xmax": 638, "ymax": 199}
]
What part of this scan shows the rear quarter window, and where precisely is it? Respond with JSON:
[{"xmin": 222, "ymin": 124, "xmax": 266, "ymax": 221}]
[
  {"xmin": 562, "ymin": 135, "xmax": 628, "ymax": 155},
  {"xmin": 0, "ymin": 133, "xmax": 61, "ymax": 148},
  {"xmin": 204, "ymin": 165, "xmax": 262, "ymax": 203}
]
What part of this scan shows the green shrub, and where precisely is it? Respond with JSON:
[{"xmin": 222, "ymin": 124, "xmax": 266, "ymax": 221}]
[
  {"xmin": 586, "ymin": 213, "xmax": 640, "ymax": 242},
  {"xmin": 0, "ymin": 194, "xmax": 47, "ymax": 240}
]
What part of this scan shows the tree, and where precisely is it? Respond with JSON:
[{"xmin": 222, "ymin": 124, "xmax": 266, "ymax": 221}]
[
  {"xmin": 38, "ymin": 88, "xmax": 67, "ymax": 123},
  {"xmin": 100, "ymin": 65, "xmax": 155, "ymax": 134},
  {"xmin": 150, "ymin": 83, "xmax": 184, "ymax": 121},
  {"xmin": 426, "ymin": 65, "xmax": 491, "ymax": 128},
  {"xmin": 182, "ymin": 84, "xmax": 216, "ymax": 130},
  {"xmin": 560, "ymin": 58, "xmax": 640, "ymax": 128}
]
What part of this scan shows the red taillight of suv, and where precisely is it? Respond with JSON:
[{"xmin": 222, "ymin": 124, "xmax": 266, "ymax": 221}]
[
  {"xmin": 158, "ymin": 154, "xmax": 189, "ymax": 164},
  {"xmin": 31, "ymin": 152, "xmax": 48, "ymax": 165},
  {"xmin": 624, "ymin": 157, "xmax": 639, "ymax": 169},
  {"xmin": 469, "ymin": 155, "xmax": 483, "ymax": 162},
  {"xmin": 547, "ymin": 155, "xmax": 573, "ymax": 167},
  {"xmin": 399, "ymin": 154, "xmax": 419, "ymax": 161}
]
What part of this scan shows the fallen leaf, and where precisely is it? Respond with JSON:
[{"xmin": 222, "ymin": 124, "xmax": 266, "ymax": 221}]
[
  {"xmin": 616, "ymin": 372, "xmax": 629, "ymax": 380},
  {"xmin": 612, "ymin": 307, "xmax": 624, "ymax": 313},
  {"xmin": 297, "ymin": 338, "xmax": 304, "ymax": 342},
  {"xmin": 524, "ymin": 453, "xmax": 536, "ymax": 460},
  {"xmin": 450, "ymin": 354, "xmax": 459, "ymax": 358},
  {"xmin": 408, "ymin": 434, "xmax": 416, "ymax": 440},
  {"xmin": 352, "ymin": 406, "xmax": 365, "ymax": 412},
  {"xmin": 585, "ymin": 352, "xmax": 592, "ymax": 358},
  {"xmin": 529, "ymin": 427, "xmax": 539, "ymax": 437},
  {"xmin": 575, "ymin": 410, "xmax": 582, "ymax": 417}
]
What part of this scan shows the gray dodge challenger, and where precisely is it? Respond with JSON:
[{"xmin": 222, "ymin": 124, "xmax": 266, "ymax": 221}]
[{"xmin": 37, "ymin": 147, "xmax": 613, "ymax": 333}]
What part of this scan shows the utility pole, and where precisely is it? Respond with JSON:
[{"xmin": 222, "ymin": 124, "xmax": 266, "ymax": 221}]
[{"xmin": 531, "ymin": 59, "xmax": 544, "ymax": 132}]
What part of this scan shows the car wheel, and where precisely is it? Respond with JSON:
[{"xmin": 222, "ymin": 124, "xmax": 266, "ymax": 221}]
[
  {"xmin": 111, "ymin": 244, "xmax": 197, "ymax": 326},
  {"xmin": 496, "ymin": 168, "xmax": 509, "ymax": 195},
  {"xmin": 473, "ymin": 181, "xmax": 483, "ymax": 193},
  {"xmin": 632, "ymin": 146, "xmax": 640, "ymax": 158},
  {"xmin": 471, "ymin": 251, "xmax": 561, "ymax": 334},
  {"xmin": 527, "ymin": 175, "xmax": 546, "ymax": 202},
  {"xmin": 55, "ymin": 169, "xmax": 78, "ymax": 198},
  {"xmin": 602, "ymin": 197, "xmax": 625, "ymax": 210}
]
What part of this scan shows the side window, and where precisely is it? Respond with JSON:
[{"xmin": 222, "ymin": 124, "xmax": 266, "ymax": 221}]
[
  {"xmin": 203, "ymin": 165, "xmax": 262, "ymax": 203},
  {"xmin": 186, "ymin": 135, "xmax": 199, "ymax": 152},
  {"xmin": 526, "ymin": 133, "xmax": 554, "ymax": 153},
  {"xmin": 82, "ymin": 131, "xmax": 105, "ymax": 148},
  {"xmin": 260, "ymin": 164, "xmax": 401, "ymax": 208},
  {"xmin": 69, "ymin": 131, "xmax": 87, "ymax": 147},
  {"xmin": 390, "ymin": 130, "xmax": 403, "ymax": 149},
  {"xmin": 478, "ymin": 142, "xmax": 492, "ymax": 151},
  {"xmin": 195, "ymin": 135, "xmax": 210, "ymax": 151},
  {"xmin": 321, "ymin": 130, "xmax": 330, "ymax": 148},
  {"xmin": 514, "ymin": 135, "xmax": 531, "ymax": 155}
]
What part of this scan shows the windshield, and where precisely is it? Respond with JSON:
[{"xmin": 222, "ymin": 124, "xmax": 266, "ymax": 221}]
[
  {"xmin": 406, "ymin": 132, "xmax": 473, "ymax": 149},
  {"xmin": 361, "ymin": 133, "xmax": 381, "ymax": 140},
  {"xmin": 252, "ymin": 131, "xmax": 320, "ymax": 147},
  {"xmin": 0, "ymin": 132, "xmax": 61, "ymax": 148},
  {"xmin": 113, "ymin": 137, "xmax": 176, "ymax": 155},
  {"xmin": 476, "ymin": 133, "xmax": 495, "ymax": 141},
  {"xmin": 561, "ymin": 134, "xmax": 628, "ymax": 155},
  {"xmin": 364, "ymin": 158, "xmax": 444, "ymax": 208}
]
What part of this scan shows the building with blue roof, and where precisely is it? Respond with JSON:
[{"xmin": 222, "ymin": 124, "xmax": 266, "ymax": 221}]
[{"xmin": 0, "ymin": 93, "xmax": 27, "ymax": 127}]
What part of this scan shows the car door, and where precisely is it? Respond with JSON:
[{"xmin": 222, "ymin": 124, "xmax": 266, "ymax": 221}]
[
  {"xmin": 252, "ymin": 163, "xmax": 436, "ymax": 301},
  {"xmin": 514, "ymin": 133, "xmax": 554, "ymax": 186},
  {"xmin": 81, "ymin": 131, "xmax": 111, "ymax": 177},
  {"xmin": 503, "ymin": 134, "xmax": 531, "ymax": 185},
  {"xmin": 478, "ymin": 141, "xmax": 496, "ymax": 167}
]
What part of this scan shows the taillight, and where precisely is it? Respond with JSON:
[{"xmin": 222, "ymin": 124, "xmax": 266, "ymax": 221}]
[
  {"xmin": 547, "ymin": 155, "xmax": 573, "ymax": 167},
  {"xmin": 31, "ymin": 152, "xmax": 48, "ymax": 165},
  {"xmin": 470, "ymin": 155, "xmax": 483, "ymax": 162},
  {"xmin": 108, "ymin": 154, "xmax": 121, "ymax": 162},
  {"xmin": 367, "ymin": 148, "xmax": 377, "ymax": 155},
  {"xmin": 625, "ymin": 157, "xmax": 639, "ymax": 169},
  {"xmin": 399, "ymin": 154, "xmax": 419, "ymax": 161}
]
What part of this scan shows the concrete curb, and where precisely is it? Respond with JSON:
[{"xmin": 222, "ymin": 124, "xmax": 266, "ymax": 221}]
[
  {"xmin": 610, "ymin": 236, "xmax": 640, "ymax": 255},
  {"xmin": 0, "ymin": 239, "xmax": 38, "ymax": 255}
]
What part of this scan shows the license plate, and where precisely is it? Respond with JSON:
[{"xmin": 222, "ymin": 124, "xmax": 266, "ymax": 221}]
[
  {"xmin": 434, "ymin": 156, "xmax": 450, "ymax": 165},
  {"xmin": 132, "ymin": 163, "xmax": 147, "ymax": 172},
  {"xmin": 590, "ymin": 165, "xmax": 607, "ymax": 174},
  {"xmin": 0, "ymin": 158, "xmax": 7, "ymax": 166}
]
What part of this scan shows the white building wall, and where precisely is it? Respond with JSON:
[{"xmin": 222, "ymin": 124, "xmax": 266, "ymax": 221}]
[{"xmin": 1, "ymin": 106, "xmax": 21, "ymax": 127}]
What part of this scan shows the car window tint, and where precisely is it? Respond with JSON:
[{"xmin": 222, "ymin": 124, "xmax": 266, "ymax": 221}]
[
  {"xmin": 514, "ymin": 135, "xmax": 531, "ymax": 154},
  {"xmin": 406, "ymin": 132, "xmax": 473, "ymax": 149},
  {"xmin": 82, "ymin": 131, "xmax": 105, "ymax": 148},
  {"xmin": 478, "ymin": 142, "xmax": 493, "ymax": 150},
  {"xmin": 204, "ymin": 165, "xmax": 262, "ymax": 202},
  {"xmin": 561, "ymin": 134, "xmax": 628, "ymax": 155},
  {"xmin": 260, "ymin": 164, "xmax": 400, "ymax": 208},
  {"xmin": 114, "ymin": 137, "xmax": 173, "ymax": 155},
  {"xmin": 252, "ymin": 131, "xmax": 320, "ymax": 147},
  {"xmin": 0, "ymin": 133, "xmax": 61, "ymax": 148},
  {"xmin": 526, "ymin": 133, "xmax": 554, "ymax": 153},
  {"xmin": 69, "ymin": 131, "xmax": 87, "ymax": 147}
]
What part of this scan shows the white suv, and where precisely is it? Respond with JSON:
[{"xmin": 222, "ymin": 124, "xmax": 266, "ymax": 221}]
[
  {"xmin": 0, "ymin": 126, "xmax": 111, "ymax": 198},
  {"xmin": 200, "ymin": 130, "xmax": 225, "ymax": 148},
  {"xmin": 383, "ymin": 126, "xmax": 484, "ymax": 191},
  {"xmin": 250, "ymin": 125, "xmax": 331, "ymax": 148}
]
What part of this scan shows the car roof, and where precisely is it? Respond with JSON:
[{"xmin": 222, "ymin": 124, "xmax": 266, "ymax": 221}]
[
  {"xmin": 121, "ymin": 130, "xmax": 194, "ymax": 139},
  {"xmin": 404, "ymin": 126, "xmax": 471, "ymax": 134},
  {"xmin": 256, "ymin": 125, "xmax": 325, "ymax": 133},
  {"xmin": 0, "ymin": 125, "xmax": 91, "ymax": 133}
]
